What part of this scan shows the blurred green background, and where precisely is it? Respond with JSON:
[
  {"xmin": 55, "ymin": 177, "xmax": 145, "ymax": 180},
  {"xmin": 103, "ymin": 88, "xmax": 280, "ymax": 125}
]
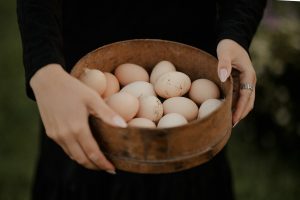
[{"xmin": 0, "ymin": 1, "xmax": 299, "ymax": 200}]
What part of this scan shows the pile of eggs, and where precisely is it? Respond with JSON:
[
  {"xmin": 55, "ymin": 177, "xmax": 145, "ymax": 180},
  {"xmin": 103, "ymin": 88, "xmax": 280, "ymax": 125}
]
[{"xmin": 79, "ymin": 61, "xmax": 223, "ymax": 128}]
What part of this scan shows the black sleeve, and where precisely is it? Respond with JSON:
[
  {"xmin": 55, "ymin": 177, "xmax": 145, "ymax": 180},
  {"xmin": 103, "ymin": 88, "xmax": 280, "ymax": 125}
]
[
  {"xmin": 217, "ymin": 0, "xmax": 267, "ymax": 51},
  {"xmin": 17, "ymin": 0, "xmax": 65, "ymax": 100}
]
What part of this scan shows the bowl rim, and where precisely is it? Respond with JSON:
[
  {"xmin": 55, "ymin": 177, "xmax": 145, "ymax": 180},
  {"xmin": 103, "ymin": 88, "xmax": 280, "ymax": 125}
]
[
  {"xmin": 72, "ymin": 38, "xmax": 234, "ymax": 132},
  {"xmin": 73, "ymin": 39, "xmax": 235, "ymax": 173}
]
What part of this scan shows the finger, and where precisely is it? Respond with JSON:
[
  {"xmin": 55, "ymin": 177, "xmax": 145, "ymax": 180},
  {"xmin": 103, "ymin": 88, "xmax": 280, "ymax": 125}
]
[
  {"xmin": 217, "ymin": 52, "xmax": 232, "ymax": 82},
  {"xmin": 76, "ymin": 122, "xmax": 115, "ymax": 171},
  {"xmin": 86, "ymin": 93, "xmax": 127, "ymax": 128},
  {"xmin": 240, "ymin": 88, "xmax": 255, "ymax": 120},
  {"xmin": 232, "ymin": 62, "xmax": 256, "ymax": 124},
  {"xmin": 233, "ymin": 88, "xmax": 252, "ymax": 124},
  {"xmin": 66, "ymin": 137, "xmax": 99, "ymax": 170}
]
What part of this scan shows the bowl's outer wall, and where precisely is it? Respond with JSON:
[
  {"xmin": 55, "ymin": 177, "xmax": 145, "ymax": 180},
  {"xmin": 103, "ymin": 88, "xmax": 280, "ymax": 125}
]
[{"xmin": 72, "ymin": 39, "xmax": 235, "ymax": 173}]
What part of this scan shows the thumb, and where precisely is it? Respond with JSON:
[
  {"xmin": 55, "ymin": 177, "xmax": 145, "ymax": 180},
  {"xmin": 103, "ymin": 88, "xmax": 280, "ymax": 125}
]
[
  {"xmin": 86, "ymin": 94, "xmax": 127, "ymax": 128},
  {"xmin": 217, "ymin": 55, "xmax": 232, "ymax": 83}
]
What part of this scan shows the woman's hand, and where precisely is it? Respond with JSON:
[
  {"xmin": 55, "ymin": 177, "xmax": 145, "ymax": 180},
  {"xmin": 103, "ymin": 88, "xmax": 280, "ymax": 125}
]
[
  {"xmin": 217, "ymin": 39, "xmax": 256, "ymax": 127},
  {"xmin": 30, "ymin": 64, "xmax": 127, "ymax": 174}
]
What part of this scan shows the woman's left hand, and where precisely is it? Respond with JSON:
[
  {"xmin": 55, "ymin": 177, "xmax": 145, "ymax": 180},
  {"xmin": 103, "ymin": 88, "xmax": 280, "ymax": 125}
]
[{"xmin": 216, "ymin": 39, "xmax": 256, "ymax": 127}]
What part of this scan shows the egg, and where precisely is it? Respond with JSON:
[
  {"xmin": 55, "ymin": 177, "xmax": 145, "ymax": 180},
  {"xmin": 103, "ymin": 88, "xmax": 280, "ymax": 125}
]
[
  {"xmin": 114, "ymin": 63, "xmax": 149, "ymax": 86},
  {"xmin": 189, "ymin": 79, "xmax": 220, "ymax": 104},
  {"xmin": 137, "ymin": 96, "xmax": 163, "ymax": 122},
  {"xmin": 79, "ymin": 68, "xmax": 107, "ymax": 95},
  {"xmin": 157, "ymin": 113, "xmax": 188, "ymax": 128},
  {"xmin": 128, "ymin": 118, "xmax": 156, "ymax": 128},
  {"xmin": 198, "ymin": 99, "xmax": 223, "ymax": 119},
  {"xmin": 150, "ymin": 60, "xmax": 176, "ymax": 85},
  {"xmin": 120, "ymin": 81, "xmax": 156, "ymax": 98},
  {"xmin": 163, "ymin": 97, "xmax": 198, "ymax": 121},
  {"xmin": 154, "ymin": 71, "xmax": 191, "ymax": 98},
  {"xmin": 105, "ymin": 92, "xmax": 139, "ymax": 122},
  {"xmin": 102, "ymin": 72, "xmax": 120, "ymax": 98}
]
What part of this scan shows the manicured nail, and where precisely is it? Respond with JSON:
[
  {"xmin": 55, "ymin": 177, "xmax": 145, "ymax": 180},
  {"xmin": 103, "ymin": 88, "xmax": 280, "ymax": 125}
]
[
  {"xmin": 233, "ymin": 121, "xmax": 239, "ymax": 128},
  {"xmin": 106, "ymin": 170, "xmax": 116, "ymax": 175},
  {"xmin": 113, "ymin": 116, "xmax": 127, "ymax": 128},
  {"xmin": 219, "ymin": 68, "xmax": 228, "ymax": 82}
]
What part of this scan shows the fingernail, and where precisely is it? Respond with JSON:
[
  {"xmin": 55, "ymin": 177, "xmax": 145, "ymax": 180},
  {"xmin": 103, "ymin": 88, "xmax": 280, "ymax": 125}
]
[
  {"xmin": 219, "ymin": 68, "xmax": 228, "ymax": 82},
  {"xmin": 106, "ymin": 170, "xmax": 116, "ymax": 175},
  {"xmin": 233, "ymin": 121, "xmax": 239, "ymax": 128},
  {"xmin": 113, "ymin": 116, "xmax": 127, "ymax": 128}
]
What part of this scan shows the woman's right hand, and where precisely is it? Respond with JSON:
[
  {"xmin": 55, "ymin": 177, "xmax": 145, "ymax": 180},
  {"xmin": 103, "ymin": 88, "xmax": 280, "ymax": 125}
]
[{"xmin": 30, "ymin": 64, "xmax": 127, "ymax": 174}]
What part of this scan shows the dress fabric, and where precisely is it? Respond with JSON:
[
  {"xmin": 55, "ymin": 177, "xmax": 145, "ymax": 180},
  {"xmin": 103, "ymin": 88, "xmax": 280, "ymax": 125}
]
[
  {"xmin": 16, "ymin": 0, "xmax": 266, "ymax": 199},
  {"xmin": 33, "ymin": 127, "xmax": 234, "ymax": 200}
]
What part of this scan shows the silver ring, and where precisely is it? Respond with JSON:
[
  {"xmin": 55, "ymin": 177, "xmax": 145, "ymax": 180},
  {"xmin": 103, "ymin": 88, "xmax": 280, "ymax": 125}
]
[{"xmin": 240, "ymin": 83, "xmax": 254, "ymax": 91}]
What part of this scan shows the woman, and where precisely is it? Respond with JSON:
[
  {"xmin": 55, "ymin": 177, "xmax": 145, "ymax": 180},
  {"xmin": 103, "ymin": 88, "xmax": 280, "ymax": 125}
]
[{"xmin": 17, "ymin": 0, "xmax": 266, "ymax": 199}]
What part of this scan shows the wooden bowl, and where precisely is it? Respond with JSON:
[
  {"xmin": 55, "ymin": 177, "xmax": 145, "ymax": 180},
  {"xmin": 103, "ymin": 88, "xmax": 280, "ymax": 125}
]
[{"xmin": 71, "ymin": 39, "xmax": 239, "ymax": 174}]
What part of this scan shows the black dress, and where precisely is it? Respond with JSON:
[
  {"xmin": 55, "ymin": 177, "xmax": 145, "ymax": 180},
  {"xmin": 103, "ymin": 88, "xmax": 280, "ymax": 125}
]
[{"xmin": 17, "ymin": 0, "xmax": 266, "ymax": 199}]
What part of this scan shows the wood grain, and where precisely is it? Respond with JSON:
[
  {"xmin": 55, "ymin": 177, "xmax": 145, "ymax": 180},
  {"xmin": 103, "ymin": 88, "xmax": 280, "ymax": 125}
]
[{"xmin": 72, "ymin": 39, "xmax": 238, "ymax": 174}]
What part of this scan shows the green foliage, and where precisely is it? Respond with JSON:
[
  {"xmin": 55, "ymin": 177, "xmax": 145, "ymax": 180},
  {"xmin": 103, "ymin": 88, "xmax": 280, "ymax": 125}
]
[
  {"xmin": 0, "ymin": 1, "xmax": 39, "ymax": 200},
  {"xmin": 247, "ymin": 1, "xmax": 300, "ymax": 155},
  {"xmin": 228, "ymin": 2, "xmax": 300, "ymax": 199}
]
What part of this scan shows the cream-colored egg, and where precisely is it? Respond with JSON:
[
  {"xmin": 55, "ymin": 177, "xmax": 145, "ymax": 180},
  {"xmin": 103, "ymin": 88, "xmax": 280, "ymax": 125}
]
[
  {"xmin": 137, "ymin": 96, "xmax": 163, "ymax": 122},
  {"xmin": 198, "ymin": 99, "xmax": 223, "ymax": 119},
  {"xmin": 102, "ymin": 72, "xmax": 120, "ymax": 98},
  {"xmin": 189, "ymin": 79, "xmax": 220, "ymax": 104},
  {"xmin": 120, "ymin": 81, "xmax": 156, "ymax": 98},
  {"xmin": 155, "ymin": 71, "xmax": 191, "ymax": 98},
  {"xmin": 106, "ymin": 92, "xmax": 139, "ymax": 122},
  {"xmin": 79, "ymin": 68, "xmax": 107, "ymax": 95},
  {"xmin": 150, "ymin": 60, "xmax": 176, "ymax": 85},
  {"xmin": 114, "ymin": 63, "xmax": 149, "ymax": 86},
  {"xmin": 163, "ymin": 97, "xmax": 198, "ymax": 121},
  {"xmin": 157, "ymin": 113, "xmax": 188, "ymax": 128},
  {"xmin": 128, "ymin": 118, "xmax": 156, "ymax": 128}
]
